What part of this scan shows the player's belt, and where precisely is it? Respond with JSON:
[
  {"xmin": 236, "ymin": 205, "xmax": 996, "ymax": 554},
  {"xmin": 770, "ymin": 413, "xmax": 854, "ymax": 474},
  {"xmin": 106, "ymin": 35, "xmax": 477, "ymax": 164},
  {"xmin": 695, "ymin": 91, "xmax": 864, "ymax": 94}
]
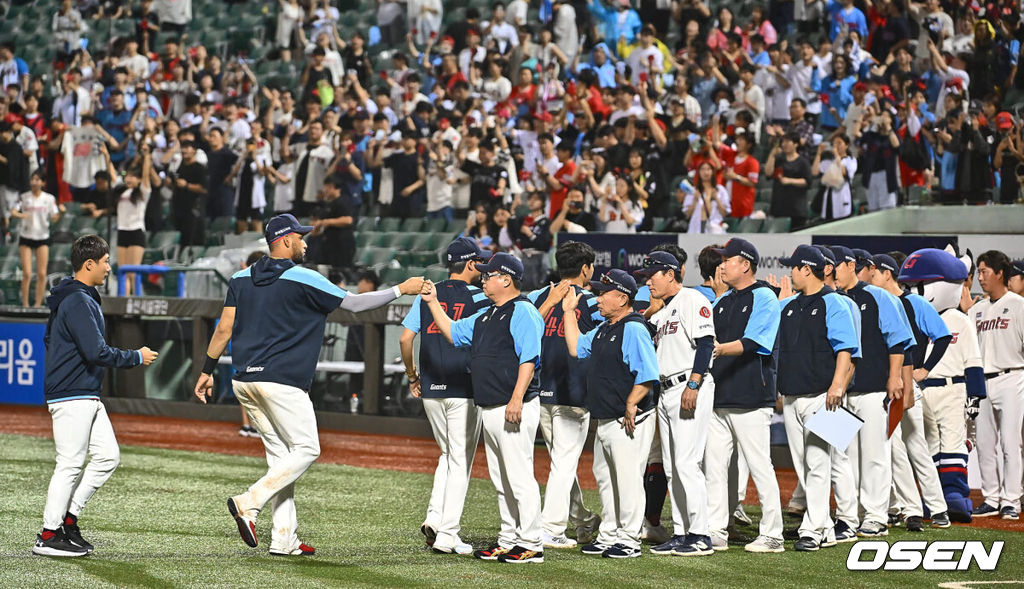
[
  {"xmin": 660, "ymin": 373, "xmax": 690, "ymax": 390},
  {"xmin": 920, "ymin": 376, "xmax": 965, "ymax": 388},
  {"xmin": 984, "ymin": 367, "xmax": 1024, "ymax": 379}
]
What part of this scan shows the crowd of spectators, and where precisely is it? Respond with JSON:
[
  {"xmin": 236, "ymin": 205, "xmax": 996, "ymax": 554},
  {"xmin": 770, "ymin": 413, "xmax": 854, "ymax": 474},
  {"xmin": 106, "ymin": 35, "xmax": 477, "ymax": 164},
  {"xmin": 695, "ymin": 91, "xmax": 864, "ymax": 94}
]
[{"xmin": 1, "ymin": 0, "xmax": 1023, "ymax": 291}]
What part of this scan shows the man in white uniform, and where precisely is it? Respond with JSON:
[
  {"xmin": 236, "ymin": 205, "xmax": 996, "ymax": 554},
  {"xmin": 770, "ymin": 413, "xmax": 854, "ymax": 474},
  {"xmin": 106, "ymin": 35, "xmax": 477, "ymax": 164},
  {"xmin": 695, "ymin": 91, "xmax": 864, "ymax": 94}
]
[
  {"xmin": 971, "ymin": 250, "xmax": 1024, "ymax": 520},
  {"xmin": 635, "ymin": 250, "xmax": 717, "ymax": 557}
]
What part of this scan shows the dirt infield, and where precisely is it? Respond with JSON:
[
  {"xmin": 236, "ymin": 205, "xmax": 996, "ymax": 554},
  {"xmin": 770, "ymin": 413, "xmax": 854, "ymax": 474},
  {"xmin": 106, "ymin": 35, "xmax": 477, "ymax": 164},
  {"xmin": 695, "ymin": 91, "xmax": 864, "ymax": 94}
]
[{"xmin": 2, "ymin": 403, "xmax": 1020, "ymax": 533}]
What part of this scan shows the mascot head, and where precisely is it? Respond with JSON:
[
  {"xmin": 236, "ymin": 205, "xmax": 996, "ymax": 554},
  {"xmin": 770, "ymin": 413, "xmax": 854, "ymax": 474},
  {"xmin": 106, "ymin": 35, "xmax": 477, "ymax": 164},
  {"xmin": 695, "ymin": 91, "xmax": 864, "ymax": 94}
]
[{"xmin": 897, "ymin": 246, "xmax": 969, "ymax": 312}]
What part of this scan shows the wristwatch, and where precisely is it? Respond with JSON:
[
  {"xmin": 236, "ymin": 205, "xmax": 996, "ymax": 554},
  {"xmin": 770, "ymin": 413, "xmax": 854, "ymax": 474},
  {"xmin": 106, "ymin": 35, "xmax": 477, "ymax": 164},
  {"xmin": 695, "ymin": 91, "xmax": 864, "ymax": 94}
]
[{"xmin": 686, "ymin": 379, "xmax": 701, "ymax": 391}]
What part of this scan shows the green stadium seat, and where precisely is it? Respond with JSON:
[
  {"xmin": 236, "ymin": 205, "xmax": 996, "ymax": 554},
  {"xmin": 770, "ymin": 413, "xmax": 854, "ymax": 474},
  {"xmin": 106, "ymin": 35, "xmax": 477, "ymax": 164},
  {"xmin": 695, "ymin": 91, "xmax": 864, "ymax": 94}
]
[
  {"xmin": 375, "ymin": 232, "xmax": 414, "ymax": 249},
  {"xmin": 357, "ymin": 246, "xmax": 396, "ymax": 267},
  {"xmin": 424, "ymin": 266, "xmax": 448, "ymax": 283},
  {"xmin": 356, "ymin": 216, "xmax": 375, "ymax": 232},
  {"xmin": 400, "ymin": 218, "xmax": 424, "ymax": 232},
  {"xmin": 377, "ymin": 217, "xmax": 401, "ymax": 233},
  {"xmin": 424, "ymin": 218, "xmax": 448, "ymax": 233},
  {"xmin": 179, "ymin": 245, "xmax": 207, "ymax": 263},
  {"xmin": 210, "ymin": 217, "xmax": 235, "ymax": 234},
  {"xmin": 764, "ymin": 217, "xmax": 792, "ymax": 233},
  {"xmin": 412, "ymin": 252, "xmax": 441, "ymax": 266},
  {"xmin": 355, "ymin": 232, "xmax": 377, "ymax": 248},
  {"xmin": 150, "ymin": 231, "xmax": 181, "ymax": 250},
  {"xmin": 731, "ymin": 217, "xmax": 765, "ymax": 233}
]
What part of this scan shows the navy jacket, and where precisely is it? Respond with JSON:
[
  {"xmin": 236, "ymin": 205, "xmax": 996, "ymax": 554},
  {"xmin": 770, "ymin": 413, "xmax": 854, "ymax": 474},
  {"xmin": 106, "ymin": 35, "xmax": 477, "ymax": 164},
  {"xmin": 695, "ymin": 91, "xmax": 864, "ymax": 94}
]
[
  {"xmin": 226, "ymin": 257, "xmax": 348, "ymax": 391},
  {"xmin": 577, "ymin": 313, "xmax": 659, "ymax": 419},
  {"xmin": 450, "ymin": 295, "xmax": 544, "ymax": 407},
  {"xmin": 710, "ymin": 281, "xmax": 780, "ymax": 408},
  {"xmin": 528, "ymin": 284, "xmax": 603, "ymax": 407},
  {"xmin": 402, "ymin": 279, "xmax": 489, "ymax": 399},
  {"xmin": 777, "ymin": 286, "xmax": 860, "ymax": 396},
  {"xmin": 44, "ymin": 278, "xmax": 142, "ymax": 403},
  {"xmin": 843, "ymin": 282, "xmax": 914, "ymax": 393}
]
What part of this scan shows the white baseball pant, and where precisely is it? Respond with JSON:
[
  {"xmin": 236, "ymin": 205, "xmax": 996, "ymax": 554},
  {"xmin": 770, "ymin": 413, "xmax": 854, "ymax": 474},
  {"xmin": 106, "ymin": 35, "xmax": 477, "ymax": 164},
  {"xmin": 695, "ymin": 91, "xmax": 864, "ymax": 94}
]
[
  {"xmin": 706, "ymin": 407, "xmax": 783, "ymax": 541},
  {"xmin": 975, "ymin": 371, "xmax": 1024, "ymax": 510},
  {"xmin": 422, "ymin": 397, "xmax": 481, "ymax": 549},
  {"xmin": 890, "ymin": 392, "xmax": 947, "ymax": 518},
  {"xmin": 232, "ymin": 381, "xmax": 321, "ymax": 552},
  {"xmin": 539, "ymin": 403, "xmax": 595, "ymax": 538},
  {"xmin": 42, "ymin": 399, "xmax": 121, "ymax": 530},
  {"xmin": 921, "ymin": 383, "xmax": 967, "ymax": 456},
  {"xmin": 647, "ymin": 419, "xmax": 662, "ymax": 464},
  {"xmin": 658, "ymin": 379, "xmax": 714, "ymax": 537},
  {"xmin": 593, "ymin": 415, "xmax": 656, "ymax": 549},
  {"xmin": 481, "ymin": 397, "xmax": 543, "ymax": 551},
  {"xmin": 844, "ymin": 391, "xmax": 891, "ymax": 527},
  {"xmin": 783, "ymin": 393, "xmax": 833, "ymax": 543},
  {"xmin": 784, "ymin": 401, "xmax": 857, "ymax": 530}
]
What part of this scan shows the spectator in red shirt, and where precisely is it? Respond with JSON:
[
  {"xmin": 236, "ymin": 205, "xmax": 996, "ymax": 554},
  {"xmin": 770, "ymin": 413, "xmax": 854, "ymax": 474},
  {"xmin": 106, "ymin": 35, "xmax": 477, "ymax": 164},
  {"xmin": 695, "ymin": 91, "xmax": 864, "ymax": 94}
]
[
  {"xmin": 723, "ymin": 132, "xmax": 759, "ymax": 218},
  {"xmin": 541, "ymin": 141, "xmax": 576, "ymax": 218}
]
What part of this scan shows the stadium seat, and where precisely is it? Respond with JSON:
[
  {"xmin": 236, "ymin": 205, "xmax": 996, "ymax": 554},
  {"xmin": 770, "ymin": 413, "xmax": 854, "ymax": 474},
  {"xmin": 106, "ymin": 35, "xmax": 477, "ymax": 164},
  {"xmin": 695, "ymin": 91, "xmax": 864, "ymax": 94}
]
[
  {"xmin": 413, "ymin": 251, "xmax": 441, "ymax": 266},
  {"xmin": 150, "ymin": 231, "xmax": 181, "ymax": 250},
  {"xmin": 356, "ymin": 216, "xmax": 375, "ymax": 232},
  {"xmin": 356, "ymin": 232, "xmax": 377, "ymax": 248},
  {"xmin": 209, "ymin": 217, "xmax": 235, "ymax": 234},
  {"xmin": 423, "ymin": 218, "xmax": 448, "ymax": 233},
  {"xmin": 377, "ymin": 218, "xmax": 401, "ymax": 232},
  {"xmin": 732, "ymin": 217, "xmax": 765, "ymax": 233},
  {"xmin": 357, "ymin": 246, "xmax": 396, "ymax": 267},
  {"xmin": 376, "ymin": 232, "xmax": 414, "ymax": 249},
  {"xmin": 764, "ymin": 217, "xmax": 792, "ymax": 233},
  {"xmin": 400, "ymin": 218, "xmax": 424, "ymax": 232}
]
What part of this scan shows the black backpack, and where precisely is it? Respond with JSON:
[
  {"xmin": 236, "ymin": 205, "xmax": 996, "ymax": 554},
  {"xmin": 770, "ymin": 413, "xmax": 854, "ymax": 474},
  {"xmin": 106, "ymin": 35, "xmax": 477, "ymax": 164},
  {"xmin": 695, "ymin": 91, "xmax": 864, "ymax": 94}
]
[{"xmin": 899, "ymin": 130, "xmax": 930, "ymax": 171}]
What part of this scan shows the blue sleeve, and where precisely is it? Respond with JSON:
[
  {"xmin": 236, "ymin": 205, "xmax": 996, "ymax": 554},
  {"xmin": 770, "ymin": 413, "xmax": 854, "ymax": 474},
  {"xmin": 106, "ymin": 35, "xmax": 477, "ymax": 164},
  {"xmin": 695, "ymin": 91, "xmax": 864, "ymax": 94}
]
[
  {"xmin": 577, "ymin": 328, "xmax": 596, "ymax": 359},
  {"xmin": 856, "ymin": 11, "xmax": 868, "ymax": 37},
  {"xmin": 511, "ymin": 302, "xmax": 543, "ymax": 364},
  {"xmin": 845, "ymin": 298, "xmax": 863, "ymax": 358},
  {"xmin": 450, "ymin": 308, "xmax": 486, "ymax": 347},
  {"xmin": 401, "ymin": 295, "xmax": 422, "ymax": 333},
  {"xmin": 1011, "ymin": 40, "xmax": 1021, "ymax": 66},
  {"xmin": 869, "ymin": 287, "xmax": 914, "ymax": 351},
  {"xmin": 526, "ymin": 287, "xmax": 546, "ymax": 304},
  {"xmin": 68, "ymin": 296, "xmax": 143, "ymax": 369},
  {"xmin": 635, "ymin": 285, "xmax": 650, "ymax": 303},
  {"xmin": 471, "ymin": 289, "xmax": 489, "ymax": 311},
  {"xmin": 281, "ymin": 267, "xmax": 348, "ymax": 315},
  {"xmin": 965, "ymin": 366, "xmax": 987, "ymax": 398},
  {"xmin": 16, "ymin": 57, "xmax": 29, "ymax": 76},
  {"xmin": 909, "ymin": 295, "xmax": 952, "ymax": 340},
  {"xmin": 780, "ymin": 294, "xmax": 798, "ymax": 308},
  {"xmin": 752, "ymin": 52, "xmax": 771, "ymax": 66},
  {"xmin": 824, "ymin": 293, "xmax": 859, "ymax": 356},
  {"xmin": 590, "ymin": 0, "xmax": 609, "ymax": 20},
  {"xmin": 811, "ymin": 69, "xmax": 821, "ymax": 92},
  {"xmin": 838, "ymin": 77, "xmax": 855, "ymax": 110},
  {"xmin": 742, "ymin": 288, "xmax": 781, "ymax": 355},
  {"xmin": 628, "ymin": 11, "xmax": 642, "ymax": 38},
  {"xmin": 623, "ymin": 322, "xmax": 660, "ymax": 384},
  {"xmin": 692, "ymin": 335, "xmax": 714, "ymax": 375}
]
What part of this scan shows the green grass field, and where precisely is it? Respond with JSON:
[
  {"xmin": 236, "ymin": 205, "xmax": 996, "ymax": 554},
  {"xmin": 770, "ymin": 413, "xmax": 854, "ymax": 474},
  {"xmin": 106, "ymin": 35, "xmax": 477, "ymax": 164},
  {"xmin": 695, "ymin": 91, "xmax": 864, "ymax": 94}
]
[{"xmin": 0, "ymin": 432, "xmax": 1020, "ymax": 588}]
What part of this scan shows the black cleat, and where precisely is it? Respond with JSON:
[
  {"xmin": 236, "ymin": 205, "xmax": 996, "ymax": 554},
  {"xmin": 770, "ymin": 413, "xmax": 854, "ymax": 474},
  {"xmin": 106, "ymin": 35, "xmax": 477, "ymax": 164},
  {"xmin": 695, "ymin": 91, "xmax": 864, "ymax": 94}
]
[{"xmin": 32, "ymin": 529, "xmax": 89, "ymax": 557}]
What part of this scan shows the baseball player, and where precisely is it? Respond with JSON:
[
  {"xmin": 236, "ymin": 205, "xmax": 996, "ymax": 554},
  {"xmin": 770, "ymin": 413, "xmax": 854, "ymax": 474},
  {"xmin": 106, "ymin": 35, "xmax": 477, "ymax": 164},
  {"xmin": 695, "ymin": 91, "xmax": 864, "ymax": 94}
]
[
  {"xmin": 1008, "ymin": 260, "xmax": 1024, "ymax": 296},
  {"xmin": 634, "ymin": 244, "xmax": 688, "ymax": 545},
  {"xmin": 707, "ymin": 238, "xmax": 785, "ymax": 554},
  {"xmin": 33, "ymin": 235, "xmax": 158, "ymax": 557},
  {"xmin": 776, "ymin": 245, "xmax": 859, "ymax": 552},
  {"xmin": 971, "ymin": 250, "xmax": 1024, "ymax": 520},
  {"xmin": 527, "ymin": 241, "xmax": 603, "ymax": 549},
  {"xmin": 899, "ymin": 248, "xmax": 985, "ymax": 523},
  {"xmin": 399, "ymin": 237, "xmax": 491, "ymax": 554},
  {"xmin": 870, "ymin": 253, "xmax": 950, "ymax": 532},
  {"xmin": 563, "ymin": 269, "xmax": 659, "ymax": 558},
  {"xmin": 420, "ymin": 252, "xmax": 547, "ymax": 563},
  {"xmin": 853, "ymin": 249, "xmax": 875, "ymax": 283},
  {"xmin": 195, "ymin": 214, "xmax": 424, "ymax": 555},
  {"xmin": 831, "ymin": 245, "xmax": 917, "ymax": 536},
  {"xmin": 635, "ymin": 250, "xmax": 717, "ymax": 557},
  {"xmin": 813, "ymin": 245, "xmax": 861, "ymax": 542}
]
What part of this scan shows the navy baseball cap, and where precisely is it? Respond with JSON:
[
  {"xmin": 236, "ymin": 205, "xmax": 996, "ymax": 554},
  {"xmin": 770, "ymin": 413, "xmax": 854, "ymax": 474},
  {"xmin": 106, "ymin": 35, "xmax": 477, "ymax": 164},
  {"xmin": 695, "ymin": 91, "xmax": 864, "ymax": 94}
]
[
  {"xmin": 265, "ymin": 213, "xmax": 314, "ymax": 244},
  {"xmin": 829, "ymin": 245, "xmax": 857, "ymax": 265},
  {"xmin": 873, "ymin": 254, "xmax": 900, "ymax": 275},
  {"xmin": 590, "ymin": 269, "xmax": 639, "ymax": 297},
  {"xmin": 713, "ymin": 238, "xmax": 759, "ymax": 265},
  {"xmin": 1011, "ymin": 260, "xmax": 1024, "ymax": 278},
  {"xmin": 445, "ymin": 237, "xmax": 490, "ymax": 264},
  {"xmin": 634, "ymin": 251, "xmax": 681, "ymax": 277},
  {"xmin": 814, "ymin": 245, "xmax": 837, "ymax": 267},
  {"xmin": 476, "ymin": 252, "xmax": 524, "ymax": 281},
  {"xmin": 779, "ymin": 245, "xmax": 826, "ymax": 269},
  {"xmin": 853, "ymin": 248, "xmax": 874, "ymax": 271}
]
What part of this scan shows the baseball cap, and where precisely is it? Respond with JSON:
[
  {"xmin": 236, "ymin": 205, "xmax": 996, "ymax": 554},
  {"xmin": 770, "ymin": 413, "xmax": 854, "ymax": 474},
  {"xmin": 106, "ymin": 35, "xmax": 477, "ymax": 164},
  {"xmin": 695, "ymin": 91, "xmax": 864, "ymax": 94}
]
[
  {"xmin": 829, "ymin": 245, "xmax": 857, "ymax": 265},
  {"xmin": 995, "ymin": 112, "xmax": 1014, "ymax": 131},
  {"xmin": 633, "ymin": 251, "xmax": 682, "ymax": 277},
  {"xmin": 475, "ymin": 252, "xmax": 524, "ymax": 281},
  {"xmin": 898, "ymin": 248, "xmax": 968, "ymax": 283},
  {"xmin": 1011, "ymin": 260, "xmax": 1024, "ymax": 278},
  {"xmin": 590, "ymin": 269, "xmax": 639, "ymax": 297},
  {"xmin": 814, "ymin": 245, "xmax": 837, "ymax": 267},
  {"xmin": 712, "ymin": 238, "xmax": 759, "ymax": 265},
  {"xmin": 445, "ymin": 236, "xmax": 490, "ymax": 264},
  {"xmin": 872, "ymin": 254, "xmax": 900, "ymax": 276},
  {"xmin": 265, "ymin": 213, "xmax": 314, "ymax": 244},
  {"xmin": 779, "ymin": 245, "xmax": 826, "ymax": 269},
  {"xmin": 853, "ymin": 248, "xmax": 874, "ymax": 272}
]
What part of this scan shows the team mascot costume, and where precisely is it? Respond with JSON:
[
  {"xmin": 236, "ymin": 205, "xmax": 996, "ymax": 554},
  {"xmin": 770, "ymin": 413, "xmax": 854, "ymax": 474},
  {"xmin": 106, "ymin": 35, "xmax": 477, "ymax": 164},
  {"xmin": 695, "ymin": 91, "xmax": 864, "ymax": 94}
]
[{"xmin": 898, "ymin": 246, "xmax": 986, "ymax": 523}]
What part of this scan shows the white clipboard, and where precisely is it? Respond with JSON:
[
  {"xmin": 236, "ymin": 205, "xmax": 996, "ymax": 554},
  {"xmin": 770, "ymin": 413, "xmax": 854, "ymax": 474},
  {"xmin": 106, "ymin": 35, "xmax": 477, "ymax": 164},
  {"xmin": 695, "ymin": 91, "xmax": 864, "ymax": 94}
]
[{"xmin": 805, "ymin": 406, "xmax": 864, "ymax": 452}]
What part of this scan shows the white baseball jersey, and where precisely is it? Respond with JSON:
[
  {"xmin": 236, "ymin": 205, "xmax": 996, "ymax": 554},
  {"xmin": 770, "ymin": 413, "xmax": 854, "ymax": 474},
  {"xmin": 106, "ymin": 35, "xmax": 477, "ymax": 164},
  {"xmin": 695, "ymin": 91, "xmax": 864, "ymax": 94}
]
[
  {"xmin": 929, "ymin": 308, "xmax": 983, "ymax": 379},
  {"xmin": 972, "ymin": 292, "xmax": 1024, "ymax": 373},
  {"xmin": 650, "ymin": 287, "xmax": 715, "ymax": 378}
]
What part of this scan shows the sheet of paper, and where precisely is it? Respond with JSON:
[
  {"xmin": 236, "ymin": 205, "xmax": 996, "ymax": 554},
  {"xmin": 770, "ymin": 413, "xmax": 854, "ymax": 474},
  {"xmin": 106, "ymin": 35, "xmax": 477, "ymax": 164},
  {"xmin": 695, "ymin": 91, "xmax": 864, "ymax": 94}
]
[{"xmin": 805, "ymin": 406, "xmax": 864, "ymax": 452}]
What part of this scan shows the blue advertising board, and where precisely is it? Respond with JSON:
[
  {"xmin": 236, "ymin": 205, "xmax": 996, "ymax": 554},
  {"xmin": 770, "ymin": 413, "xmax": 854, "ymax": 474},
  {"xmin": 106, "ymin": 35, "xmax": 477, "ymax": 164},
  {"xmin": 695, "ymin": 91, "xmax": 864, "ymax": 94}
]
[{"xmin": 0, "ymin": 322, "xmax": 47, "ymax": 405}]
